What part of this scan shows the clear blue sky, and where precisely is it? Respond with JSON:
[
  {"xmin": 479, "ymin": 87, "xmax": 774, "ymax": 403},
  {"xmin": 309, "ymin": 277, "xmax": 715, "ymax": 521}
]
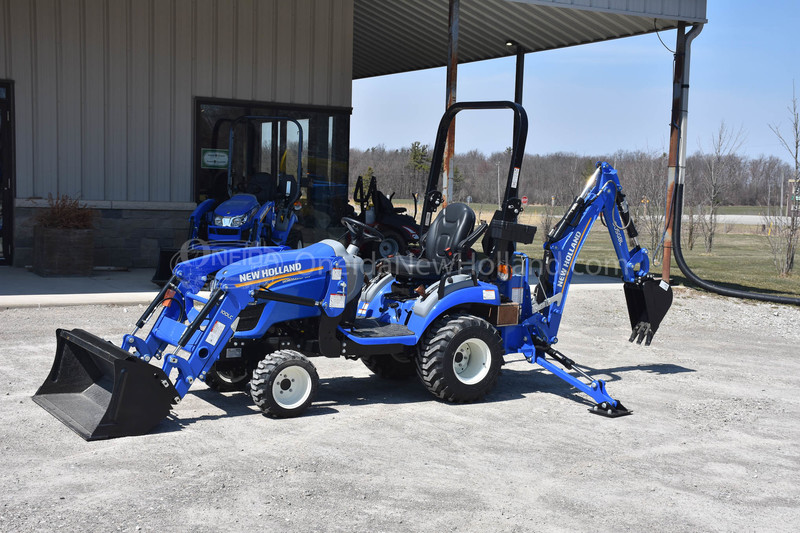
[{"xmin": 351, "ymin": 1, "xmax": 800, "ymax": 163}]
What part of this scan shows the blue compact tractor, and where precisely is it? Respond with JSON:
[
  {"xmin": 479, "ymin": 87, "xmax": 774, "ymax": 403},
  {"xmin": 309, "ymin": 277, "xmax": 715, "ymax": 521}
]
[
  {"xmin": 34, "ymin": 102, "xmax": 673, "ymax": 440},
  {"xmin": 152, "ymin": 116, "xmax": 304, "ymax": 285}
]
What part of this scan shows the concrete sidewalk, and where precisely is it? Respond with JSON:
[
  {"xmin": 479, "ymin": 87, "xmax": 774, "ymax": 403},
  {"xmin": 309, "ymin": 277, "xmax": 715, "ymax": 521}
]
[
  {"xmin": 0, "ymin": 266, "xmax": 160, "ymax": 308},
  {"xmin": 0, "ymin": 264, "xmax": 619, "ymax": 309}
]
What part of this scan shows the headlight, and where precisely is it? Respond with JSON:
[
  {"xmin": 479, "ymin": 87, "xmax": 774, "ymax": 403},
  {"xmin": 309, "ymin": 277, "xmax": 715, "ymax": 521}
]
[{"xmin": 214, "ymin": 214, "xmax": 249, "ymax": 227}]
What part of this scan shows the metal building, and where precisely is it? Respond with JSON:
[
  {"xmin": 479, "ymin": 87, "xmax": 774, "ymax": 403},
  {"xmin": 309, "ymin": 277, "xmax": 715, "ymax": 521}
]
[{"xmin": 0, "ymin": 0, "xmax": 706, "ymax": 269}]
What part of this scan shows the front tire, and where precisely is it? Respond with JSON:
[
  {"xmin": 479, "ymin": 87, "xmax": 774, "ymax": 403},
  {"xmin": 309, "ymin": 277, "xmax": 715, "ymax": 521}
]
[
  {"xmin": 205, "ymin": 361, "xmax": 252, "ymax": 392},
  {"xmin": 417, "ymin": 314, "xmax": 504, "ymax": 402},
  {"xmin": 250, "ymin": 350, "xmax": 319, "ymax": 418}
]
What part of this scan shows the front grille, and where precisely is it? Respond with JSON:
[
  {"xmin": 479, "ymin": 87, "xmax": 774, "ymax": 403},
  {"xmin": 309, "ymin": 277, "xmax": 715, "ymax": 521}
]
[{"xmin": 210, "ymin": 227, "xmax": 240, "ymax": 236}]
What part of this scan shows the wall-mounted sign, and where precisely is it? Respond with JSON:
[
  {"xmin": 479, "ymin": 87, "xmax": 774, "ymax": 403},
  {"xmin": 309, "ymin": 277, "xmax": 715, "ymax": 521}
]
[{"xmin": 201, "ymin": 149, "xmax": 229, "ymax": 169}]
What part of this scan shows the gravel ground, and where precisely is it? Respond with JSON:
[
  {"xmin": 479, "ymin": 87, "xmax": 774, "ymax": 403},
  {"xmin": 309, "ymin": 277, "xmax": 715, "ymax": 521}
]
[{"xmin": 1, "ymin": 286, "xmax": 799, "ymax": 532}]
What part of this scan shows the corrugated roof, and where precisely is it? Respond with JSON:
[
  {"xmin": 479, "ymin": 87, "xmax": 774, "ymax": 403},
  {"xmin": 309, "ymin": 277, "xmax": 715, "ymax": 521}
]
[{"xmin": 352, "ymin": 0, "xmax": 707, "ymax": 79}]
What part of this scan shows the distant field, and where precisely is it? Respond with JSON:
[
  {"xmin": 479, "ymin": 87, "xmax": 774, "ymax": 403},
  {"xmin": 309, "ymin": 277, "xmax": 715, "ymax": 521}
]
[
  {"xmin": 518, "ymin": 227, "xmax": 800, "ymax": 299},
  {"xmin": 381, "ymin": 199, "xmax": 799, "ymax": 298}
]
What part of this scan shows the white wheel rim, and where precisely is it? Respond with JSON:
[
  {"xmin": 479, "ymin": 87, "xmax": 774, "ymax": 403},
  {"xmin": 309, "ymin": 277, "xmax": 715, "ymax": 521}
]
[
  {"xmin": 452, "ymin": 338, "xmax": 491, "ymax": 385},
  {"xmin": 272, "ymin": 365, "xmax": 312, "ymax": 409}
]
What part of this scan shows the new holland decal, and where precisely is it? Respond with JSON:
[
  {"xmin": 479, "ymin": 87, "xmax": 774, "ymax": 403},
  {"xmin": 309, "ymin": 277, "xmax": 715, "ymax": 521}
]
[
  {"xmin": 238, "ymin": 262, "xmax": 302, "ymax": 284},
  {"xmin": 234, "ymin": 262, "xmax": 325, "ymax": 288}
]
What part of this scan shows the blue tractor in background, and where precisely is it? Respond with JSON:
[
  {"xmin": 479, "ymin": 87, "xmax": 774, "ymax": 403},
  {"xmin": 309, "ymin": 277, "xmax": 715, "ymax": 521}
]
[
  {"xmin": 152, "ymin": 116, "xmax": 304, "ymax": 285},
  {"xmin": 34, "ymin": 102, "xmax": 673, "ymax": 440}
]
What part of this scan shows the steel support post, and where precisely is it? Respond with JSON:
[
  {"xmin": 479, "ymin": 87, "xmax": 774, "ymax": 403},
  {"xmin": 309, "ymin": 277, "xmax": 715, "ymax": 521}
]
[{"xmin": 442, "ymin": 0, "xmax": 459, "ymax": 206}]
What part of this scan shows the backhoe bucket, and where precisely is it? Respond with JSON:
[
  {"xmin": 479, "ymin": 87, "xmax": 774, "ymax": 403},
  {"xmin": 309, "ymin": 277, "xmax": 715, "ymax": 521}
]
[
  {"xmin": 624, "ymin": 279, "xmax": 673, "ymax": 346},
  {"xmin": 33, "ymin": 329, "xmax": 178, "ymax": 441}
]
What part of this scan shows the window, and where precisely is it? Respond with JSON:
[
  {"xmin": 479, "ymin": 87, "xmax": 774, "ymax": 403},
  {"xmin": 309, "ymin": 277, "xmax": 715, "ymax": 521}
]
[{"xmin": 194, "ymin": 99, "xmax": 351, "ymax": 241}]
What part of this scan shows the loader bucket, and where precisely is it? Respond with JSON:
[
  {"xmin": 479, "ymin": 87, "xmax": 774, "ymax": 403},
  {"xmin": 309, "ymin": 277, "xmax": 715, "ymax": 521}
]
[
  {"xmin": 624, "ymin": 279, "xmax": 673, "ymax": 346},
  {"xmin": 151, "ymin": 247, "xmax": 180, "ymax": 286},
  {"xmin": 33, "ymin": 329, "xmax": 178, "ymax": 441}
]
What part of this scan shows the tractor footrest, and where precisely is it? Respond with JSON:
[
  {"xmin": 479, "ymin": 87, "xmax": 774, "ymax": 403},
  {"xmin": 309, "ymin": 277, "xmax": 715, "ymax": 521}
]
[
  {"xmin": 588, "ymin": 401, "xmax": 632, "ymax": 418},
  {"xmin": 349, "ymin": 319, "xmax": 413, "ymax": 338}
]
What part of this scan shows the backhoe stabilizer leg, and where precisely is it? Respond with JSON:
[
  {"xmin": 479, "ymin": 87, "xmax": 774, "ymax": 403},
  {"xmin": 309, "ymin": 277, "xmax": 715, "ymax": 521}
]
[{"xmin": 523, "ymin": 346, "xmax": 631, "ymax": 417}]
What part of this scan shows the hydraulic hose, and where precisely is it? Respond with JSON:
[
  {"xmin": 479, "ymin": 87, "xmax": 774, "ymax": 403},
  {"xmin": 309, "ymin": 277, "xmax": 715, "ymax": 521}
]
[{"xmin": 672, "ymin": 183, "xmax": 800, "ymax": 306}]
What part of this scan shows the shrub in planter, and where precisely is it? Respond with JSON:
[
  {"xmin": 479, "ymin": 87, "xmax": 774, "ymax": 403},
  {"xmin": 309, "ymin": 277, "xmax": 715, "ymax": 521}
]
[{"xmin": 33, "ymin": 194, "xmax": 96, "ymax": 276}]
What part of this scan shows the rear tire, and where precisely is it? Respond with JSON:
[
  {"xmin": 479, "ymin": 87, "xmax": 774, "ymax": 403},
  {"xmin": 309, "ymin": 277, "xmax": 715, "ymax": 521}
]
[
  {"xmin": 287, "ymin": 228, "xmax": 303, "ymax": 249},
  {"xmin": 416, "ymin": 313, "xmax": 504, "ymax": 402},
  {"xmin": 361, "ymin": 354, "xmax": 416, "ymax": 379},
  {"xmin": 250, "ymin": 350, "xmax": 318, "ymax": 418}
]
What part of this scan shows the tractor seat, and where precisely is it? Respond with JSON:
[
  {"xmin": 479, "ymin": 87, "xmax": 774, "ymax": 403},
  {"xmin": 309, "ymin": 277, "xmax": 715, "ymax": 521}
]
[
  {"xmin": 380, "ymin": 203, "xmax": 475, "ymax": 280},
  {"xmin": 247, "ymin": 172, "xmax": 275, "ymax": 204}
]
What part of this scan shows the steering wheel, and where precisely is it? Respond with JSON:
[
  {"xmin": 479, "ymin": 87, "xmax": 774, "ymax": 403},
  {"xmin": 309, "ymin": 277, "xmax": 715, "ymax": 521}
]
[{"xmin": 341, "ymin": 217, "xmax": 384, "ymax": 244}]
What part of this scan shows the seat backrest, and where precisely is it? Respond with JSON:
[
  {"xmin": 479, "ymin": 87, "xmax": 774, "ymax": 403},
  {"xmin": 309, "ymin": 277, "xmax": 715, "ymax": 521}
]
[
  {"xmin": 373, "ymin": 190, "xmax": 394, "ymax": 217},
  {"xmin": 276, "ymin": 174, "xmax": 298, "ymax": 206},
  {"xmin": 246, "ymin": 172, "xmax": 275, "ymax": 204},
  {"xmin": 424, "ymin": 203, "xmax": 475, "ymax": 261}
]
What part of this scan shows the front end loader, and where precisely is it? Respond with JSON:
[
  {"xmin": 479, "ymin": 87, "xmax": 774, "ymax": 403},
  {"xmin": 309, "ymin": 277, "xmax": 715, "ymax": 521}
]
[{"xmin": 34, "ymin": 101, "xmax": 673, "ymax": 440}]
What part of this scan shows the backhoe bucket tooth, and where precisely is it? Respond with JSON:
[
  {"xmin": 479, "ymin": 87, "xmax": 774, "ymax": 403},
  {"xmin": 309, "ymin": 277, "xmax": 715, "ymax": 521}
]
[
  {"xmin": 32, "ymin": 329, "xmax": 178, "ymax": 441},
  {"xmin": 624, "ymin": 279, "xmax": 673, "ymax": 346}
]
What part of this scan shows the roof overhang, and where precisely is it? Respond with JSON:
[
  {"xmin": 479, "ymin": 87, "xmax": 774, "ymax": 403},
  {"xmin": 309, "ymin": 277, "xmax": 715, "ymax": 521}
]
[{"xmin": 352, "ymin": 0, "xmax": 707, "ymax": 79}]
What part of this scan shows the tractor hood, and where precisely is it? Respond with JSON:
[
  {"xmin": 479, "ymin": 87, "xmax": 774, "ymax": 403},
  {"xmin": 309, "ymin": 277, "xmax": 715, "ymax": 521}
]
[
  {"xmin": 214, "ymin": 194, "xmax": 260, "ymax": 217},
  {"xmin": 215, "ymin": 242, "xmax": 338, "ymax": 291}
]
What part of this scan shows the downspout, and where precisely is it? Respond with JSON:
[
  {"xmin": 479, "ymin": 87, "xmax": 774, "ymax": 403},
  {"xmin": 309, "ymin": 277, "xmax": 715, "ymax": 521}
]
[{"xmin": 667, "ymin": 23, "xmax": 800, "ymax": 305}]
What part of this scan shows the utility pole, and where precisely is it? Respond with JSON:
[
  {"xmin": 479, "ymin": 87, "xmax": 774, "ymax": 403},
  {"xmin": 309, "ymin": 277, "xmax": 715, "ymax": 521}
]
[{"xmin": 496, "ymin": 161, "xmax": 501, "ymax": 207}]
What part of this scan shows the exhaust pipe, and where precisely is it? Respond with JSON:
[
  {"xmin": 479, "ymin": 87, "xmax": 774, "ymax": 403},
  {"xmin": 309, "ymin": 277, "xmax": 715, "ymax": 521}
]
[{"xmin": 33, "ymin": 329, "xmax": 178, "ymax": 441}]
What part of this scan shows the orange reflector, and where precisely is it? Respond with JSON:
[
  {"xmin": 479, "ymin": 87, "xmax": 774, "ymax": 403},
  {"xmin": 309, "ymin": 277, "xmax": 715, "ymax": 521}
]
[
  {"xmin": 497, "ymin": 263, "xmax": 511, "ymax": 282},
  {"xmin": 162, "ymin": 289, "xmax": 175, "ymax": 307}
]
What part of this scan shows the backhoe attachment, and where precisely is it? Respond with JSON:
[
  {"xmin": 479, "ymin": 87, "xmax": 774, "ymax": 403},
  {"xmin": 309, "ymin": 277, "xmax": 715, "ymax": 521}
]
[
  {"xmin": 624, "ymin": 277, "xmax": 673, "ymax": 346},
  {"xmin": 33, "ymin": 329, "xmax": 178, "ymax": 440}
]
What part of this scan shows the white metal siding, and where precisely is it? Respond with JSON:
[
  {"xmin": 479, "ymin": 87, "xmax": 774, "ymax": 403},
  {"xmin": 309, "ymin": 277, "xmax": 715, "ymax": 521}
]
[
  {"xmin": 0, "ymin": 0, "xmax": 354, "ymax": 203},
  {"xmin": 511, "ymin": 0, "xmax": 707, "ymax": 22}
]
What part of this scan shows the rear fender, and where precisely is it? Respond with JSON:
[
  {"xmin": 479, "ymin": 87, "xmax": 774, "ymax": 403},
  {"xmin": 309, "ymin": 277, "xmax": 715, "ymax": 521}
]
[
  {"xmin": 406, "ymin": 279, "xmax": 501, "ymax": 336},
  {"xmin": 271, "ymin": 212, "xmax": 297, "ymax": 244}
]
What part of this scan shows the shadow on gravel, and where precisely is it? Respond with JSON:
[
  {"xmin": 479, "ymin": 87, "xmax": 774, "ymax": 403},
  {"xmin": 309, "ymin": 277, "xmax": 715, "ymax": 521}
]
[
  {"xmin": 151, "ymin": 360, "xmax": 696, "ymax": 433},
  {"xmin": 151, "ymin": 389, "xmax": 262, "ymax": 434},
  {"xmin": 493, "ymin": 358, "xmax": 696, "ymax": 408}
]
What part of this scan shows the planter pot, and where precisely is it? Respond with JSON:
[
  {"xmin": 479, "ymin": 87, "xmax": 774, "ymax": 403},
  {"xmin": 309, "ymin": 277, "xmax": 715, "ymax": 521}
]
[{"xmin": 33, "ymin": 225, "xmax": 94, "ymax": 277}]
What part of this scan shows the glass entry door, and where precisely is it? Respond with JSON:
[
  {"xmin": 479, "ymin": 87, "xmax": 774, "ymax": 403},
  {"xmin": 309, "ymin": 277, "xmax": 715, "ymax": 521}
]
[{"xmin": 0, "ymin": 81, "xmax": 13, "ymax": 265}]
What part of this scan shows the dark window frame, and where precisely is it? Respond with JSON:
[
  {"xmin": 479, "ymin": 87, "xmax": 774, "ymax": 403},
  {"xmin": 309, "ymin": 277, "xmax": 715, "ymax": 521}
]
[{"xmin": 192, "ymin": 96, "xmax": 352, "ymax": 203}]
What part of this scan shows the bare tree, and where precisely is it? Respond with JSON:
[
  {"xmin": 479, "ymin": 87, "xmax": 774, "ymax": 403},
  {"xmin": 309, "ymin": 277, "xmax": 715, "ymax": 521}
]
[
  {"xmin": 765, "ymin": 84, "xmax": 800, "ymax": 275},
  {"xmin": 697, "ymin": 122, "xmax": 745, "ymax": 252},
  {"xmin": 615, "ymin": 150, "xmax": 668, "ymax": 263}
]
